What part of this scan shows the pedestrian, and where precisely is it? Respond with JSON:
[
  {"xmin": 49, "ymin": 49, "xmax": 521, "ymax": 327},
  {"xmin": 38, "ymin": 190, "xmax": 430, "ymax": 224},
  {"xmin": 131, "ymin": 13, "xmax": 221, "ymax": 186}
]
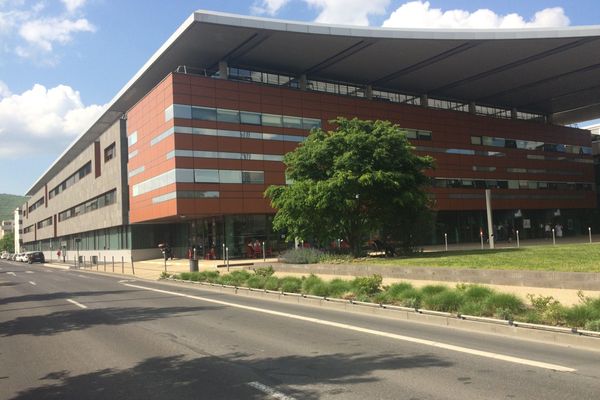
[
  {"xmin": 544, "ymin": 223, "xmax": 551, "ymax": 239},
  {"xmin": 555, "ymin": 223, "xmax": 563, "ymax": 238}
]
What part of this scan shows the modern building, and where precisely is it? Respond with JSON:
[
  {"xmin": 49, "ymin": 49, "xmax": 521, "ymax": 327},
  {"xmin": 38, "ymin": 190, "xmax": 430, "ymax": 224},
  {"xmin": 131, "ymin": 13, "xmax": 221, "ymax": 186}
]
[
  {"xmin": 13, "ymin": 208, "xmax": 22, "ymax": 253},
  {"xmin": 21, "ymin": 11, "xmax": 600, "ymax": 260}
]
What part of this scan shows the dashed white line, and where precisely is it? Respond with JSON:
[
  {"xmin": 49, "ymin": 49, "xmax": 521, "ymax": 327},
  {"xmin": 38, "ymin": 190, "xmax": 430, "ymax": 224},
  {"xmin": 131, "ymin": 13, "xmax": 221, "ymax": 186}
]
[
  {"xmin": 247, "ymin": 381, "xmax": 296, "ymax": 400},
  {"xmin": 25, "ymin": 271, "xmax": 34, "ymax": 274},
  {"xmin": 124, "ymin": 283, "xmax": 576, "ymax": 373},
  {"xmin": 66, "ymin": 299, "xmax": 88, "ymax": 309},
  {"xmin": 28, "ymin": 281, "xmax": 36, "ymax": 286},
  {"xmin": 7, "ymin": 272, "xmax": 16, "ymax": 276}
]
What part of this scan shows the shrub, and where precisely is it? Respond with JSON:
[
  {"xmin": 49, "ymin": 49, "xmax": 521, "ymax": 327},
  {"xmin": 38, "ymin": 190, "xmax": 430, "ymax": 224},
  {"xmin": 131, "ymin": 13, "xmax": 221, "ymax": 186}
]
[
  {"xmin": 458, "ymin": 302, "xmax": 487, "ymax": 316},
  {"xmin": 527, "ymin": 294, "xmax": 567, "ymax": 326},
  {"xmin": 264, "ymin": 276, "xmax": 280, "ymax": 291},
  {"xmin": 584, "ymin": 319, "xmax": 600, "ymax": 332},
  {"xmin": 204, "ymin": 271, "xmax": 220, "ymax": 283},
  {"xmin": 420, "ymin": 285, "xmax": 448, "ymax": 297},
  {"xmin": 308, "ymin": 281, "xmax": 330, "ymax": 297},
  {"xmin": 565, "ymin": 303, "xmax": 600, "ymax": 328},
  {"xmin": 220, "ymin": 270, "xmax": 252, "ymax": 286},
  {"xmin": 246, "ymin": 275, "xmax": 267, "ymax": 289},
  {"xmin": 423, "ymin": 290, "xmax": 464, "ymax": 313},
  {"xmin": 279, "ymin": 277, "xmax": 303, "ymax": 293},
  {"xmin": 302, "ymin": 274, "xmax": 325, "ymax": 294},
  {"xmin": 462, "ymin": 285, "xmax": 494, "ymax": 302},
  {"xmin": 385, "ymin": 282, "xmax": 414, "ymax": 300},
  {"xmin": 180, "ymin": 272, "xmax": 191, "ymax": 280},
  {"xmin": 351, "ymin": 274, "xmax": 383, "ymax": 296},
  {"xmin": 279, "ymin": 248, "xmax": 326, "ymax": 264},
  {"xmin": 254, "ymin": 266, "xmax": 275, "ymax": 277},
  {"xmin": 328, "ymin": 279, "xmax": 353, "ymax": 297},
  {"xmin": 483, "ymin": 293, "xmax": 524, "ymax": 317}
]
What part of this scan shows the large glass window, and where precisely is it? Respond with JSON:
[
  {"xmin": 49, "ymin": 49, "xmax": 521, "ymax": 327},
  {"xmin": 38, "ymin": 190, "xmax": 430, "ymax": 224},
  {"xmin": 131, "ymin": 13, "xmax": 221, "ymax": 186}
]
[
  {"xmin": 217, "ymin": 109, "xmax": 240, "ymax": 124},
  {"xmin": 240, "ymin": 111, "xmax": 261, "ymax": 125},
  {"xmin": 192, "ymin": 106, "xmax": 217, "ymax": 121}
]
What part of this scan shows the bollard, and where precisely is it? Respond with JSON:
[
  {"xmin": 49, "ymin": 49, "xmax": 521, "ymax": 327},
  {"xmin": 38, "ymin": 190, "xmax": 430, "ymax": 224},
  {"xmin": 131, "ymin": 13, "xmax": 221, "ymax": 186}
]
[
  {"xmin": 480, "ymin": 231, "xmax": 483, "ymax": 250},
  {"xmin": 516, "ymin": 230, "xmax": 520, "ymax": 248},
  {"xmin": 131, "ymin": 258, "xmax": 135, "ymax": 275},
  {"xmin": 222, "ymin": 243, "xmax": 226, "ymax": 262},
  {"xmin": 589, "ymin": 227, "xmax": 592, "ymax": 244},
  {"xmin": 226, "ymin": 247, "xmax": 229, "ymax": 272},
  {"xmin": 552, "ymin": 228, "xmax": 556, "ymax": 245},
  {"xmin": 444, "ymin": 233, "xmax": 448, "ymax": 251},
  {"xmin": 112, "ymin": 256, "xmax": 115, "ymax": 272},
  {"xmin": 103, "ymin": 256, "xmax": 106, "ymax": 272},
  {"xmin": 121, "ymin": 256, "xmax": 124, "ymax": 274},
  {"xmin": 262, "ymin": 241, "xmax": 266, "ymax": 261}
]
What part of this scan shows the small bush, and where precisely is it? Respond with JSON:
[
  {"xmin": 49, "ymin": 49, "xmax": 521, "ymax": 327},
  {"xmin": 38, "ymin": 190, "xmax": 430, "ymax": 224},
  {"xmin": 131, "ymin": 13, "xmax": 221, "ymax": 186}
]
[
  {"xmin": 458, "ymin": 302, "xmax": 487, "ymax": 316},
  {"xmin": 280, "ymin": 248, "xmax": 326, "ymax": 264},
  {"xmin": 423, "ymin": 290, "xmax": 464, "ymax": 313},
  {"xmin": 385, "ymin": 282, "xmax": 414, "ymax": 299},
  {"xmin": 279, "ymin": 277, "xmax": 303, "ymax": 293},
  {"xmin": 246, "ymin": 275, "xmax": 267, "ymax": 289},
  {"xmin": 328, "ymin": 279, "xmax": 353, "ymax": 297},
  {"xmin": 462, "ymin": 285, "xmax": 494, "ymax": 302},
  {"xmin": 220, "ymin": 270, "xmax": 252, "ymax": 286},
  {"xmin": 420, "ymin": 285, "xmax": 448, "ymax": 297},
  {"xmin": 396, "ymin": 288, "xmax": 422, "ymax": 308},
  {"xmin": 308, "ymin": 282, "xmax": 330, "ymax": 297},
  {"xmin": 302, "ymin": 274, "xmax": 325, "ymax": 294},
  {"xmin": 584, "ymin": 319, "xmax": 600, "ymax": 332},
  {"xmin": 204, "ymin": 271, "xmax": 220, "ymax": 283},
  {"xmin": 254, "ymin": 266, "xmax": 275, "ymax": 277},
  {"xmin": 483, "ymin": 293, "xmax": 524, "ymax": 316},
  {"xmin": 180, "ymin": 272, "xmax": 191, "ymax": 280},
  {"xmin": 264, "ymin": 276, "xmax": 280, "ymax": 291},
  {"xmin": 351, "ymin": 274, "xmax": 382, "ymax": 296},
  {"xmin": 565, "ymin": 303, "xmax": 600, "ymax": 327}
]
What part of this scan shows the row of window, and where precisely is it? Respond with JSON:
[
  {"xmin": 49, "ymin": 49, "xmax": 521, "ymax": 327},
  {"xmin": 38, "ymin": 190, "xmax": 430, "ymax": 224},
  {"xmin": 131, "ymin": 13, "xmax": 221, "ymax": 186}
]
[
  {"xmin": 471, "ymin": 135, "xmax": 592, "ymax": 155},
  {"xmin": 447, "ymin": 193, "xmax": 584, "ymax": 201},
  {"xmin": 104, "ymin": 142, "xmax": 116, "ymax": 162},
  {"xmin": 165, "ymin": 104, "xmax": 322, "ymax": 131},
  {"xmin": 37, "ymin": 217, "xmax": 53, "ymax": 229},
  {"xmin": 433, "ymin": 178, "xmax": 593, "ymax": 191},
  {"xmin": 166, "ymin": 149, "xmax": 284, "ymax": 162},
  {"xmin": 58, "ymin": 190, "xmax": 116, "ymax": 222},
  {"xmin": 152, "ymin": 190, "xmax": 220, "ymax": 204},
  {"xmin": 49, "ymin": 162, "xmax": 92, "ymax": 199},
  {"xmin": 23, "ymin": 225, "xmax": 33, "ymax": 234},
  {"xmin": 132, "ymin": 168, "xmax": 266, "ymax": 197},
  {"xmin": 28, "ymin": 197, "xmax": 44, "ymax": 213},
  {"xmin": 415, "ymin": 146, "xmax": 505, "ymax": 157},
  {"xmin": 216, "ymin": 66, "xmax": 545, "ymax": 122},
  {"xmin": 472, "ymin": 166, "xmax": 583, "ymax": 176}
]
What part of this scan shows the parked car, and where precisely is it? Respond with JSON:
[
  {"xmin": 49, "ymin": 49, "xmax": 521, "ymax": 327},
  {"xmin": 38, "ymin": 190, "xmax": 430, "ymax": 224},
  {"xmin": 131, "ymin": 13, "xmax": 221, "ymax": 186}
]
[
  {"xmin": 1, "ymin": 251, "xmax": 8, "ymax": 259},
  {"xmin": 17, "ymin": 253, "xmax": 28, "ymax": 262},
  {"xmin": 27, "ymin": 251, "xmax": 45, "ymax": 264}
]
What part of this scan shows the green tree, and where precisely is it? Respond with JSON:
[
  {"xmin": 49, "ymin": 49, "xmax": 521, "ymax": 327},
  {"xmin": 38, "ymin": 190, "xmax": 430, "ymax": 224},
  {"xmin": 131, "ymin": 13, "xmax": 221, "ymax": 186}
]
[
  {"xmin": 0, "ymin": 231, "xmax": 14, "ymax": 253},
  {"xmin": 265, "ymin": 117, "xmax": 434, "ymax": 256}
]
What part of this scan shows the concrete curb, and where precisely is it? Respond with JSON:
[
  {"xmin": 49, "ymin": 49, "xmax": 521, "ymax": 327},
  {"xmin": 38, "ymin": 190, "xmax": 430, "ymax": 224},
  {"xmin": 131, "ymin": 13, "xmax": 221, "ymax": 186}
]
[{"xmin": 165, "ymin": 278, "xmax": 600, "ymax": 352}]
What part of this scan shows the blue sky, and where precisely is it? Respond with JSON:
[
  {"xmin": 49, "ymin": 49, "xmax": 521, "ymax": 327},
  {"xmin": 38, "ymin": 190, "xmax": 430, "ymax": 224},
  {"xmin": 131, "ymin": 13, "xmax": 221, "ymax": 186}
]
[{"xmin": 1, "ymin": 0, "xmax": 600, "ymax": 196}]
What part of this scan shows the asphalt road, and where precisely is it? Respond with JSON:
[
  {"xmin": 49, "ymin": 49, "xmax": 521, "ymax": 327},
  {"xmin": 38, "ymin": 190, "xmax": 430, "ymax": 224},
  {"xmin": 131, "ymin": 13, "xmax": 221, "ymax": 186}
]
[{"xmin": 1, "ymin": 259, "xmax": 599, "ymax": 400}]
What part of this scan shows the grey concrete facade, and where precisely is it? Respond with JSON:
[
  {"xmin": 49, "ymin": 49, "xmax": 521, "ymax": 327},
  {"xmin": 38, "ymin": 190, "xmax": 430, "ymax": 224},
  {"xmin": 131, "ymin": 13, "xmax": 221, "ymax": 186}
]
[{"xmin": 20, "ymin": 119, "xmax": 128, "ymax": 248}]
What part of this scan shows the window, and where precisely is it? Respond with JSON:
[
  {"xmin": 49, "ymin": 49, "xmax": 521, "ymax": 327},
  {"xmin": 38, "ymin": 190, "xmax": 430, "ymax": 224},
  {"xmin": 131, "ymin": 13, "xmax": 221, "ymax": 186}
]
[
  {"xmin": 217, "ymin": 109, "xmax": 240, "ymax": 124},
  {"xmin": 128, "ymin": 132, "xmax": 138, "ymax": 147},
  {"xmin": 58, "ymin": 190, "xmax": 116, "ymax": 222},
  {"xmin": 242, "ymin": 171, "xmax": 265, "ymax": 184},
  {"xmin": 240, "ymin": 111, "xmax": 261, "ymax": 125},
  {"xmin": 104, "ymin": 142, "xmax": 116, "ymax": 162},
  {"xmin": 192, "ymin": 106, "xmax": 217, "ymax": 121}
]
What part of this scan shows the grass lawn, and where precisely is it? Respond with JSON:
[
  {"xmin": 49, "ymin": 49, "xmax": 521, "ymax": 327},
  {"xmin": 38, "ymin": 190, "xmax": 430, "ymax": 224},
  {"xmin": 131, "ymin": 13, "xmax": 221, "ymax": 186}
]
[{"xmin": 351, "ymin": 243, "xmax": 600, "ymax": 273}]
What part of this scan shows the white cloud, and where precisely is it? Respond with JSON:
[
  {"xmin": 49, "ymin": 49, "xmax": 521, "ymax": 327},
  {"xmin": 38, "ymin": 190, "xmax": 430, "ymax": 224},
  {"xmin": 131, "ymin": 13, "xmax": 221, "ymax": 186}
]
[
  {"xmin": 62, "ymin": 0, "xmax": 87, "ymax": 13},
  {"xmin": 0, "ymin": 80, "xmax": 11, "ymax": 97},
  {"xmin": 19, "ymin": 17, "xmax": 95, "ymax": 52},
  {"xmin": 305, "ymin": 0, "xmax": 390, "ymax": 25},
  {"xmin": 382, "ymin": 1, "xmax": 570, "ymax": 29},
  {"xmin": 0, "ymin": 83, "xmax": 105, "ymax": 157},
  {"xmin": 252, "ymin": 0, "xmax": 290, "ymax": 15}
]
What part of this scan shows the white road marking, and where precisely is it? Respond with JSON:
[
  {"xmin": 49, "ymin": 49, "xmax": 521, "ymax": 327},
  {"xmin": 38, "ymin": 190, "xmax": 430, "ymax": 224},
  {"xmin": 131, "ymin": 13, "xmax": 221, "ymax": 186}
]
[
  {"xmin": 28, "ymin": 281, "xmax": 36, "ymax": 286},
  {"xmin": 25, "ymin": 271, "xmax": 34, "ymax": 274},
  {"xmin": 7, "ymin": 272, "xmax": 16, "ymax": 276},
  {"xmin": 67, "ymin": 299, "xmax": 88, "ymax": 309},
  {"xmin": 124, "ymin": 283, "xmax": 576, "ymax": 373},
  {"xmin": 247, "ymin": 381, "xmax": 297, "ymax": 400}
]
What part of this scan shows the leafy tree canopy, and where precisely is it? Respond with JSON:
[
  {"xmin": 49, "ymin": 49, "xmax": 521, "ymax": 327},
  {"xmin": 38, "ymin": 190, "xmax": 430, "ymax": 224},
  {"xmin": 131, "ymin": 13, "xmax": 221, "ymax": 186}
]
[
  {"xmin": 0, "ymin": 231, "xmax": 14, "ymax": 253},
  {"xmin": 265, "ymin": 117, "xmax": 435, "ymax": 256}
]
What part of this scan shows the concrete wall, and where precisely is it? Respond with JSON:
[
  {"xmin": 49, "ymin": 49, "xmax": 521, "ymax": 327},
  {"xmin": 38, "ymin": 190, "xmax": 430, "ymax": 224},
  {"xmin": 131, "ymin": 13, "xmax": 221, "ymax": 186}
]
[{"xmin": 21, "ymin": 119, "xmax": 127, "ymax": 244}]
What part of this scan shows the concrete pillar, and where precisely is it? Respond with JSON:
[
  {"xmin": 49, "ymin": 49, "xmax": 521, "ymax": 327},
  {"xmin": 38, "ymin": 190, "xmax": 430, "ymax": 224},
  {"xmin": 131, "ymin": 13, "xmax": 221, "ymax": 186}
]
[
  {"xmin": 469, "ymin": 102, "xmax": 477, "ymax": 114},
  {"xmin": 365, "ymin": 85, "xmax": 373, "ymax": 99},
  {"xmin": 511, "ymin": 108, "xmax": 518, "ymax": 120},
  {"xmin": 218, "ymin": 60, "xmax": 228, "ymax": 80},
  {"xmin": 420, "ymin": 94, "xmax": 428, "ymax": 108},
  {"xmin": 546, "ymin": 113, "xmax": 554, "ymax": 124},
  {"xmin": 299, "ymin": 74, "xmax": 307, "ymax": 90}
]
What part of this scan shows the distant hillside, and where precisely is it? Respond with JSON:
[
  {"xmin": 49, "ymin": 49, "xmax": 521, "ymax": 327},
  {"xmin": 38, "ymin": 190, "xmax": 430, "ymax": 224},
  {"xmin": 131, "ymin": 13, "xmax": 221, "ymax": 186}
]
[{"xmin": 0, "ymin": 194, "xmax": 28, "ymax": 221}]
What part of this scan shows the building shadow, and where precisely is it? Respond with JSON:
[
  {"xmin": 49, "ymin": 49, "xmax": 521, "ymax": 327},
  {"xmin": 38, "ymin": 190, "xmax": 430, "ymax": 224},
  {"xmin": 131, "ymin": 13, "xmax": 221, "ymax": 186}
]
[
  {"xmin": 0, "ymin": 290, "xmax": 139, "ymax": 306},
  {"xmin": 10, "ymin": 352, "xmax": 453, "ymax": 399}
]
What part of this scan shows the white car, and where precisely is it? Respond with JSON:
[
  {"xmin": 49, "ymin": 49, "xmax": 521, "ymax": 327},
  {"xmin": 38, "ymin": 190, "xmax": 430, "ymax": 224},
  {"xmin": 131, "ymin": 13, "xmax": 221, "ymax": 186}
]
[{"xmin": 16, "ymin": 253, "xmax": 28, "ymax": 262}]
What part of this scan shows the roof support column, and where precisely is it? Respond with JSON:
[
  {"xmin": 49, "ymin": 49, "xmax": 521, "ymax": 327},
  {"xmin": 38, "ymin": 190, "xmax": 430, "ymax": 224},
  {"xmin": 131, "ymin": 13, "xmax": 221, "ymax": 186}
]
[
  {"xmin": 511, "ymin": 108, "xmax": 518, "ymax": 120},
  {"xmin": 420, "ymin": 94, "xmax": 428, "ymax": 108},
  {"xmin": 546, "ymin": 113, "xmax": 554, "ymax": 125},
  {"xmin": 469, "ymin": 102, "xmax": 477, "ymax": 114},
  {"xmin": 218, "ymin": 60, "xmax": 228, "ymax": 80},
  {"xmin": 298, "ymin": 74, "xmax": 307, "ymax": 90},
  {"xmin": 365, "ymin": 85, "xmax": 373, "ymax": 100}
]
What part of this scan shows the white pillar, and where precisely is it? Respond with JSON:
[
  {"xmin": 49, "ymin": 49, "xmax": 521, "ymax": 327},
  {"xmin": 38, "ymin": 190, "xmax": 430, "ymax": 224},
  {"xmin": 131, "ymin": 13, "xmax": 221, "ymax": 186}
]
[{"xmin": 485, "ymin": 189, "xmax": 494, "ymax": 249}]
